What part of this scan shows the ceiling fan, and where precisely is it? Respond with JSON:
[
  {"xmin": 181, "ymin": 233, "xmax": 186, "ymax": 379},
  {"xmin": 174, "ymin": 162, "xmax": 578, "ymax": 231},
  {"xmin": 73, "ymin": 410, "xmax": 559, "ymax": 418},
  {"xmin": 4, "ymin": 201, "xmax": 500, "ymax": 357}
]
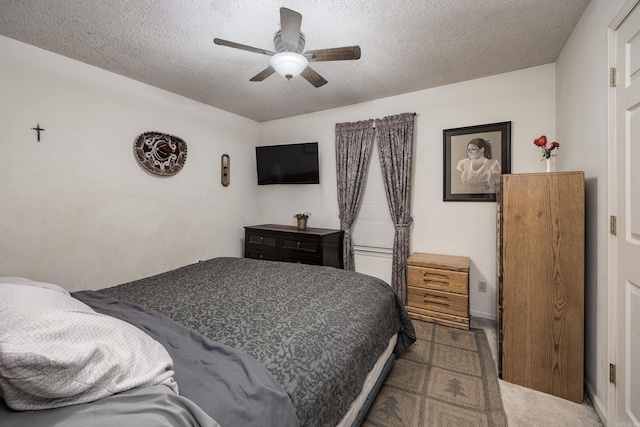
[{"xmin": 213, "ymin": 7, "xmax": 361, "ymax": 88}]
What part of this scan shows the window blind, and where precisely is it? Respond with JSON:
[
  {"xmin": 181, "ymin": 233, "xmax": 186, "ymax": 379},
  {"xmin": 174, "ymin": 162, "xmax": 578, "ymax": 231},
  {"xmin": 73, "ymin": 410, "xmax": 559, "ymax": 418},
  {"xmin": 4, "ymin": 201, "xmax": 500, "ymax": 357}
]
[{"xmin": 352, "ymin": 138, "xmax": 395, "ymax": 250}]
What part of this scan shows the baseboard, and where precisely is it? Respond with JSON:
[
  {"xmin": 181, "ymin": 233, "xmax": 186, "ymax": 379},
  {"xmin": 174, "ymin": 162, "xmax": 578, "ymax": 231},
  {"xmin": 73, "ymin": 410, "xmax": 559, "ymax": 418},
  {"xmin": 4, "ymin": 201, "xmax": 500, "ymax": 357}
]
[
  {"xmin": 585, "ymin": 380, "xmax": 607, "ymax": 425},
  {"xmin": 470, "ymin": 310, "xmax": 496, "ymax": 321}
]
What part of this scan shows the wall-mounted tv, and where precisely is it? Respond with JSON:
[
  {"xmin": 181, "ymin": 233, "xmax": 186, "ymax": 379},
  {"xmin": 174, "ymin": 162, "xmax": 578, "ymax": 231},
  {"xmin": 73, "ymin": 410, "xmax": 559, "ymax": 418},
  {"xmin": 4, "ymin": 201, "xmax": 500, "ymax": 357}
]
[{"xmin": 256, "ymin": 142, "xmax": 320, "ymax": 185}]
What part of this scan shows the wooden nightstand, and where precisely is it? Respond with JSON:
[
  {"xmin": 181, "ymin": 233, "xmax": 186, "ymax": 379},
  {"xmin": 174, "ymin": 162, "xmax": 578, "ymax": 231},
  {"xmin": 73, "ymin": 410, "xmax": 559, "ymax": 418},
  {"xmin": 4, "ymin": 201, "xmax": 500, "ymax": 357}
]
[{"xmin": 406, "ymin": 252, "xmax": 470, "ymax": 330}]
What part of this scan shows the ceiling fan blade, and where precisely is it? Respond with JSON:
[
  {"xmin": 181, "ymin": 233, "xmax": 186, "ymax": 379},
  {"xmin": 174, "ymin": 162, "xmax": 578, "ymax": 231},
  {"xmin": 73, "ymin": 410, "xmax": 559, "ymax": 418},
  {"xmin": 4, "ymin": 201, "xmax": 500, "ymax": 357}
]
[
  {"xmin": 301, "ymin": 67, "xmax": 328, "ymax": 88},
  {"xmin": 305, "ymin": 46, "xmax": 361, "ymax": 62},
  {"xmin": 214, "ymin": 38, "xmax": 274, "ymax": 56},
  {"xmin": 250, "ymin": 66, "xmax": 276, "ymax": 82},
  {"xmin": 279, "ymin": 8, "xmax": 302, "ymax": 51}
]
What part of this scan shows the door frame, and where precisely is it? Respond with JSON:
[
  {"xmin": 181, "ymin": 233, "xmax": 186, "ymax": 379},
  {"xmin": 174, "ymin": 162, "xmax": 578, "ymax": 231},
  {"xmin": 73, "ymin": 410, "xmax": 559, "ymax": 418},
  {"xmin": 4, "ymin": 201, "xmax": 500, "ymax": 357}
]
[{"xmin": 607, "ymin": 1, "xmax": 640, "ymax": 425}]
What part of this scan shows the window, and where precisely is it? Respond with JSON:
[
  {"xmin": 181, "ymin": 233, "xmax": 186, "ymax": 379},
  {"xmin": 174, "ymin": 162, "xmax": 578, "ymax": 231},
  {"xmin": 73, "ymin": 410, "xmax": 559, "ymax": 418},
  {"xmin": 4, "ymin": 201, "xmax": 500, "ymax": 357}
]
[{"xmin": 352, "ymin": 137, "xmax": 395, "ymax": 250}]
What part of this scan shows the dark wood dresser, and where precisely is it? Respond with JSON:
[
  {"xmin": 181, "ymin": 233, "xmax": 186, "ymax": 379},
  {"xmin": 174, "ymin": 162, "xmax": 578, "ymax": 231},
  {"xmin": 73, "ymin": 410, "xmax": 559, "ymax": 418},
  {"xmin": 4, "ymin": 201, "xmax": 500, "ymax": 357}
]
[{"xmin": 244, "ymin": 224, "xmax": 344, "ymax": 268}]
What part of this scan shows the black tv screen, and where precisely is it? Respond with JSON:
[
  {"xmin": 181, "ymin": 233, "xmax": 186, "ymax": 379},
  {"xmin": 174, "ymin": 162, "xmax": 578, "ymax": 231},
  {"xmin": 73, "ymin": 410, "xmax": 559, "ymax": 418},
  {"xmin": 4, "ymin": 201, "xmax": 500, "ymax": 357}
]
[{"xmin": 256, "ymin": 142, "xmax": 320, "ymax": 185}]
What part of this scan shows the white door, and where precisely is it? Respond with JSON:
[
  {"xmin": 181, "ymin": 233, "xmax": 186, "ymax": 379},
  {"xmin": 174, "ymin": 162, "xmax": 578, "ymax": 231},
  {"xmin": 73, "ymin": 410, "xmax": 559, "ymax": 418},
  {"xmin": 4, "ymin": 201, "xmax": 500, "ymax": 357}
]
[{"xmin": 615, "ymin": 3, "xmax": 640, "ymax": 425}]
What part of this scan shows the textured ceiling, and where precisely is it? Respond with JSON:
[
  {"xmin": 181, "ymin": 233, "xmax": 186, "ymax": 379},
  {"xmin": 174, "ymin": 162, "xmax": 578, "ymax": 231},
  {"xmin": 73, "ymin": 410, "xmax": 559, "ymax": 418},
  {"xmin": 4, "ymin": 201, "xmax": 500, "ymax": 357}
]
[{"xmin": 0, "ymin": 0, "xmax": 589, "ymax": 122}]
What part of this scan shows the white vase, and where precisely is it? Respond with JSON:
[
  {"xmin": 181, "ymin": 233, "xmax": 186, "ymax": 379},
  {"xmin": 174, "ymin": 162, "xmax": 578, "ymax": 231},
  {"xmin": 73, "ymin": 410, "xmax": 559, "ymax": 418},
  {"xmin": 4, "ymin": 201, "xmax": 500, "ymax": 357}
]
[{"xmin": 545, "ymin": 157, "xmax": 552, "ymax": 172}]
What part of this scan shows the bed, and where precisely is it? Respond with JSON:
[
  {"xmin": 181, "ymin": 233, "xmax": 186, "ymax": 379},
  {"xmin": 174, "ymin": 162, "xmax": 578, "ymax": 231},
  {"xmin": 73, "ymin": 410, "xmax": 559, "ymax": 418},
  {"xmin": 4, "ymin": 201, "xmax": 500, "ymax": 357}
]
[{"xmin": 0, "ymin": 257, "xmax": 416, "ymax": 426}]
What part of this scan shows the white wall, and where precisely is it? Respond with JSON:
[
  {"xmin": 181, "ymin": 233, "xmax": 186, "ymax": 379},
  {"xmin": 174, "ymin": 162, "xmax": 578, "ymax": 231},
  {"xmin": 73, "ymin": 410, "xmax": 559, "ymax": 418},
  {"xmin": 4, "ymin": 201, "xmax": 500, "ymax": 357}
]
[
  {"xmin": 0, "ymin": 36, "xmax": 260, "ymax": 291},
  {"xmin": 260, "ymin": 64, "xmax": 556, "ymax": 319},
  {"xmin": 555, "ymin": 0, "xmax": 627, "ymax": 422}
]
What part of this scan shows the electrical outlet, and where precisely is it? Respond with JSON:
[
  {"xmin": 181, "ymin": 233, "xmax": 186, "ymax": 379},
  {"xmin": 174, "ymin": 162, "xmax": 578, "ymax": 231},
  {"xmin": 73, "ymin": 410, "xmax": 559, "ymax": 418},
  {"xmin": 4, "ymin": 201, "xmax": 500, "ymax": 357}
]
[{"xmin": 478, "ymin": 280, "xmax": 487, "ymax": 292}]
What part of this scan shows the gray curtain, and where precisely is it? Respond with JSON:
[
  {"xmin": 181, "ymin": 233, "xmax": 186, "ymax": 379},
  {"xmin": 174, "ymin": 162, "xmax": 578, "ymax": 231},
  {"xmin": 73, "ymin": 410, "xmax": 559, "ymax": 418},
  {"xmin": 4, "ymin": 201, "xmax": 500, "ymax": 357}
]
[
  {"xmin": 375, "ymin": 113, "xmax": 415, "ymax": 304},
  {"xmin": 335, "ymin": 120, "xmax": 375, "ymax": 270}
]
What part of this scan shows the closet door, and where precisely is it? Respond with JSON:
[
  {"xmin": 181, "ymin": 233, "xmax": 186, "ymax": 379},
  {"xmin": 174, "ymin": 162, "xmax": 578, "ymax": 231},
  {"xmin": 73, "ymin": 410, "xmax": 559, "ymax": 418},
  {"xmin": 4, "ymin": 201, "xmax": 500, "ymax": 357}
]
[{"xmin": 614, "ymin": 2, "xmax": 640, "ymax": 423}]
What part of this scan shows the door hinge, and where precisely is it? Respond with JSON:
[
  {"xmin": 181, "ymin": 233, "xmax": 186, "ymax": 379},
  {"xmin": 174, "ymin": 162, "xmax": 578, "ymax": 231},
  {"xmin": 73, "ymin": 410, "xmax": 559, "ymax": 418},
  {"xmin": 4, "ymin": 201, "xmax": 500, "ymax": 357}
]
[
  {"xmin": 610, "ymin": 363, "xmax": 617, "ymax": 384},
  {"xmin": 610, "ymin": 67, "xmax": 617, "ymax": 87},
  {"xmin": 610, "ymin": 215, "xmax": 617, "ymax": 235}
]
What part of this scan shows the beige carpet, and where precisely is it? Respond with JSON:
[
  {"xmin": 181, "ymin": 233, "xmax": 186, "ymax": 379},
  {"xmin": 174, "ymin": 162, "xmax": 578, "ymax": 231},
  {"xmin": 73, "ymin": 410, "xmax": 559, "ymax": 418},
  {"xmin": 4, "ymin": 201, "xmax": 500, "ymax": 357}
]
[
  {"xmin": 472, "ymin": 316, "xmax": 604, "ymax": 426},
  {"xmin": 363, "ymin": 320, "xmax": 507, "ymax": 427}
]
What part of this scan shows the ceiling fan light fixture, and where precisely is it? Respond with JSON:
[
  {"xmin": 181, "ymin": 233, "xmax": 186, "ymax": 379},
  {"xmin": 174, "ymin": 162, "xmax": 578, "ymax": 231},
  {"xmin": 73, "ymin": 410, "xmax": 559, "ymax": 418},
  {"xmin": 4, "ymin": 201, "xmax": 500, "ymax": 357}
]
[{"xmin": 270, "ymin": 52, "xmax": 308, "ymax": 80}]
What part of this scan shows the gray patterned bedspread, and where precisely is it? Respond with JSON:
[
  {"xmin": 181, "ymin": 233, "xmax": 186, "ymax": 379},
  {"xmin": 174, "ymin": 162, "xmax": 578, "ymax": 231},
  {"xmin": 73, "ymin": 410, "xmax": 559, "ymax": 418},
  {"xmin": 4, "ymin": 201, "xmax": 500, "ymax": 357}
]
[
  {"xmin": 74, "ymin": 290, "xmax": 300, "ymax": 427},
  {"xmin": 98, "ymin": 257, "xmax": 416, "ymax": 426}
]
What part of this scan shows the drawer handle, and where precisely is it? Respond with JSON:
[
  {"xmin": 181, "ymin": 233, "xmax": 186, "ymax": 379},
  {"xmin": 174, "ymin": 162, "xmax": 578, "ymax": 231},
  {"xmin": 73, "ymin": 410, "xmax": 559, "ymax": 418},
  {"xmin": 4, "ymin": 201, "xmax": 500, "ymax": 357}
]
[
  {"xmin": 260, "ymin": 236, "xmax": 264, "ymax": 243},
  {"xmin": 259, "ymin": 254, "xmax": 263, "ymax": 260},
  {"xmin": 297, "ymin": 242, "xmax": 301, "ymax": 248},
  {"xmin": 423, "ymin": 272, "xmax": 450, "ymax": 284},
  {"xmin": 422, "ymin": 294, "xmax": 450, "ymax": 307}
]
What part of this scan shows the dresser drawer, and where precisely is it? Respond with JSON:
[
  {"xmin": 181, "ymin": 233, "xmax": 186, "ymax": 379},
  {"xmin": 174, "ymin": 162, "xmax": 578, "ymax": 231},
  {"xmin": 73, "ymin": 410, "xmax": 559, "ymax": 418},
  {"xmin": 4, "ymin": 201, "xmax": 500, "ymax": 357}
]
[
  {"xmin": 246, "ymin": 230, "xmax": 279, "ymax": 250},
  {"xmin": 281, "ymin": 253, "xmax": 321, "ymax": 265},
  {"xmin": 281, "ymin": 235, "xmax": 320, "ymax": 254},
  {"xmin": 407, "ymin": 286, "xmax": 468, "ymax": 317},
  {"xmin": 245, "ymin": 248, "xmax": 281, "ymax": 261},
  {"xmin": 407, "ymin": 266, "xmax": 468, "ymax": 294}
]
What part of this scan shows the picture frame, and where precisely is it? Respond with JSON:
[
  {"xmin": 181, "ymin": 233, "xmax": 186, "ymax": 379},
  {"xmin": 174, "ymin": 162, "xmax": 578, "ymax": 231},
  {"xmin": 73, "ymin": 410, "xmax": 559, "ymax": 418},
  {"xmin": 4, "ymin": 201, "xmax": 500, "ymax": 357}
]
[{"xmin": 443, "ymin": 121, "xmax": 511, "ymax": 202}]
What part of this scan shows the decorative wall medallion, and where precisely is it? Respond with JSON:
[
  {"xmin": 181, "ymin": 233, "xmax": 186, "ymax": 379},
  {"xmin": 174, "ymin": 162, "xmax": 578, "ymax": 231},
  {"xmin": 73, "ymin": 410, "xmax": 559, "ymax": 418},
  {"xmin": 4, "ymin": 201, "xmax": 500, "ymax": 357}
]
[{"xmin": 134, "ymin": 131, "xmax": 187, "ymax": 176}]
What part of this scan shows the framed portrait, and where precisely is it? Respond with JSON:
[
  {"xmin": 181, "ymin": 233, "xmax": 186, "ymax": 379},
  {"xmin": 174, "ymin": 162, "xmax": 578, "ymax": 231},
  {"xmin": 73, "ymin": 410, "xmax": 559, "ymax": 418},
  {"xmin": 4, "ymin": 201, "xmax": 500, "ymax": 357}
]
[{"xmin": 443, "ymin": 121, "xmax": 511, "ymax": 202}]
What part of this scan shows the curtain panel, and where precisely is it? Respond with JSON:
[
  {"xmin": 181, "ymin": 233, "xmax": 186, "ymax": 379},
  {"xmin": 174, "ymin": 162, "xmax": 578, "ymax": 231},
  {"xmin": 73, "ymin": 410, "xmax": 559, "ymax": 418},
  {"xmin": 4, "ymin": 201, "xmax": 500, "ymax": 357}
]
[
  {"xmin": 335, "ymin": 120, "xmax": 375, "ymax": 271},
  {"xmin": 375, "ymin": 113, "xmax": 415, "ymax": 304}
]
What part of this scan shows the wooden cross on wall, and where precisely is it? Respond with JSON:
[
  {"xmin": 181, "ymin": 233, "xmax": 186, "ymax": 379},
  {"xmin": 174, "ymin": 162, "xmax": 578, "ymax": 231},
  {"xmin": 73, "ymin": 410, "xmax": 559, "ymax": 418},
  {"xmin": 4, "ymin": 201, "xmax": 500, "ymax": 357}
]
[{"xmin": 31, "ymin": 123, "xmax": 45, "ymax": 142}]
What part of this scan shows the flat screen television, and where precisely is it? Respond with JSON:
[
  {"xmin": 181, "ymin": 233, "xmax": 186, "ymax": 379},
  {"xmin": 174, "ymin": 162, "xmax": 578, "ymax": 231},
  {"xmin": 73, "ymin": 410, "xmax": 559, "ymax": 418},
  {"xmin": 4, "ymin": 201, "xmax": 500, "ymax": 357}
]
[{"xmin": 256, "ymin": 142, "xmax": 320, "ymax": 185}]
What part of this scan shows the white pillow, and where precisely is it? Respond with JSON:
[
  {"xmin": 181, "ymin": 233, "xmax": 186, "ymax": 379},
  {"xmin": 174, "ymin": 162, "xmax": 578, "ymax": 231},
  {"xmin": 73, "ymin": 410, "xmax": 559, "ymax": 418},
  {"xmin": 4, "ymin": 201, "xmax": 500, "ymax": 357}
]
[
  {"xmin": 0, "ymin": 277, "xmax": 70, "ymax": 295},
  {"xmin": 0, "ymin": 283, "xmax": 178, "ymax": 411},
  {"xmin": 0, "ymin": 276, "xmax": 33, "ymax": 283}
]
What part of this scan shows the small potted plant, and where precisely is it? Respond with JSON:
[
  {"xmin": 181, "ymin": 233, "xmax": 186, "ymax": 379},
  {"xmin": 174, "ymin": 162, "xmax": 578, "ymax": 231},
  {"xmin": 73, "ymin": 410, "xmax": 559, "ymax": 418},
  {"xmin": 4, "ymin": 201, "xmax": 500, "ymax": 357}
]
[{"xmin": 293, "ymin": 212, "xmax": 311, "ymax": 230}]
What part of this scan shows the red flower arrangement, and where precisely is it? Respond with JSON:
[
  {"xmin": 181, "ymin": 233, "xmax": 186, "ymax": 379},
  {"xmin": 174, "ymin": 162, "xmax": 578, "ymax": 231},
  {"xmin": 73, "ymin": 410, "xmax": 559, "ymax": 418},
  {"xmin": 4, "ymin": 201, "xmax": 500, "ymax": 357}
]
[{"xmin": 533, "ymin": 135, "xmax": 560, "ymax": 159}]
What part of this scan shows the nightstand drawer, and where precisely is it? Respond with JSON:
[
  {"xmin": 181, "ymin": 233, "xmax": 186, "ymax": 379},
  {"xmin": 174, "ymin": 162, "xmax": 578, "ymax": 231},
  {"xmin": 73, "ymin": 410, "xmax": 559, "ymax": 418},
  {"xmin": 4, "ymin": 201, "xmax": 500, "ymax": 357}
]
[
  {"xmin": 407, "ymin": 265, "xmax": 468, "ymax": 294},
  {"xmin": 407, "ymin": 286, "xmax": 468, "ymax": 317},
  {"xmin": 406, "ymin": 306, "xmax": 470, "ymax": 329}
]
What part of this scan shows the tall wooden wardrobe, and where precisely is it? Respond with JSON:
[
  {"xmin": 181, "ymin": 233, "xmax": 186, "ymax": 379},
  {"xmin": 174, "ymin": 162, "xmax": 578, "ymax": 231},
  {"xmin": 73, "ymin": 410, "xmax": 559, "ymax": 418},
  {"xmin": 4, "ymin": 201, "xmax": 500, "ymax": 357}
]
[{"xmin": 496, "ymin": 171, "xmax": 584, "ymax": 403}]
